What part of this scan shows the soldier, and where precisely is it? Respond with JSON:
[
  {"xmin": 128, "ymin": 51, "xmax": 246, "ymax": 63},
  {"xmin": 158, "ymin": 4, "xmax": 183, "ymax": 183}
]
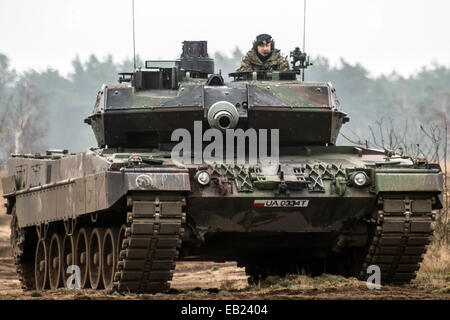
[{"xmin": 238, "ymin": 34, "xmax": 290, "ymax": 72}]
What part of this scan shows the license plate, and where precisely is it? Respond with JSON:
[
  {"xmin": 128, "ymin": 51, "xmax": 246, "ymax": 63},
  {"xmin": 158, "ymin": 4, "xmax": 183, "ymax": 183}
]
[{"xmin": 253, "ymin": 199, "xmax": 309, "ymax": 208}]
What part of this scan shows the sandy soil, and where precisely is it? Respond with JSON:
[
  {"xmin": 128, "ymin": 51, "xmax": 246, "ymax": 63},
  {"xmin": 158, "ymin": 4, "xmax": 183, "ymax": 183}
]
[{"xmin": 0, "ymin": 256, "xmax": 448, "ymax": 300}]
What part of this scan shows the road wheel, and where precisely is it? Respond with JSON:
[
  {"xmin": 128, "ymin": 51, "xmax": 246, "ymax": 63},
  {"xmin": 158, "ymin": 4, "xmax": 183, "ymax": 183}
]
[
  {"xmin": 89, "ymin": 228, "xmax": 105, "ymax": 289},
  {"xmin": 34, "ymin": 239, "xmax": 49, "ymax": 290},
  {"xmin": 102, "ymin": 228, "xmax": 119, "ymax": 290},
  {"xmin": 48, "ymin": 233, "xmax": 63, "ymax": 290},
  {"xmin": 62, "ymin": 234, "xmax": 75, "ymax": 288},
  {"xmin": 75, "ymin": 228, "xmax": 91, "ymax": 288}
]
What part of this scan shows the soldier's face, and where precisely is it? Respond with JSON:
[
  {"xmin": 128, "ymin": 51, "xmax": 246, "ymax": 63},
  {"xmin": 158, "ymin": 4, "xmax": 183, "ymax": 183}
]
[{"xmin": 257, "ymin": 42, "xmax": 272, "ymax": 56}]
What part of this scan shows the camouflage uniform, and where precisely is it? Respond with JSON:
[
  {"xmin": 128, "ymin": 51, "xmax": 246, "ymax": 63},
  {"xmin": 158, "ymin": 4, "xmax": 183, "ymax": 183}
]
[{"xmin": 238, "ymin": 48, "xmax": 290, "ymax": 72}]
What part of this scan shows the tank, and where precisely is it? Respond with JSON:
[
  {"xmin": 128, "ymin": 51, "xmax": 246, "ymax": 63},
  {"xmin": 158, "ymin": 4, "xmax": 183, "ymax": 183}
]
[{"xmin": 2, "ymin": 41, "xmax": 443, "ymax": 292}]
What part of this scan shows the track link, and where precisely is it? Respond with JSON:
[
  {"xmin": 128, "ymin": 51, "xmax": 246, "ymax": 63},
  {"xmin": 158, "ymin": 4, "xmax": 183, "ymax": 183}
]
[
  {"xmin": 359, "ymin": 194, "xmax": 435, "ymax": 284},
  {"xmin": 114, "ymin": 195, "xmax": 186, "ymax": 292},
  {"xmin": 10, "ymin": 209, "xmax": 35, "ymax": 290}
]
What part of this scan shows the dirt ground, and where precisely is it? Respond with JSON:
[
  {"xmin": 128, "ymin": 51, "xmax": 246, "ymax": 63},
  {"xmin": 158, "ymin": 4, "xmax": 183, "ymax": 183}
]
[{"xmin": 0, "ymin": 213, "xmax": 448, "ymax": 300}]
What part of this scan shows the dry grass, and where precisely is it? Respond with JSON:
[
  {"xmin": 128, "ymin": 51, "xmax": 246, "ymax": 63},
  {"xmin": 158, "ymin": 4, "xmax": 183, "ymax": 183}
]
[
  {"xmin": 414, "ymin": 242, "xmax": 450, "ymax": 293},
  {"xmin": 257, "ymin": 274, "xmax": 361, "ymax": 292}
]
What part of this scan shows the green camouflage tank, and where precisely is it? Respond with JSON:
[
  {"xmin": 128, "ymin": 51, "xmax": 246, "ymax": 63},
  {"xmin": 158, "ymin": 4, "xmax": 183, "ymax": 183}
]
[{"xmin": 2, "ymin": 41, "xmax": 442, "ymax": 291}]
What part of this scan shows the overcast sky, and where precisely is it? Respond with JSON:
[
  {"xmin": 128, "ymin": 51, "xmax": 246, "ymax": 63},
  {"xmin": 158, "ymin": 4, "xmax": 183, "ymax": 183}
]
[{"xmin": 1, "ymin": 0, "xmax": 449, "ymax": 78}]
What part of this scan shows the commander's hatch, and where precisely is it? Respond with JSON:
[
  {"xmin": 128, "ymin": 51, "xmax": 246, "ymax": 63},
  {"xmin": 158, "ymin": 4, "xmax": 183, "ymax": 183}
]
[{"xmin": 129, "ymin": 61, "xmax": 180, "ymax": 91}]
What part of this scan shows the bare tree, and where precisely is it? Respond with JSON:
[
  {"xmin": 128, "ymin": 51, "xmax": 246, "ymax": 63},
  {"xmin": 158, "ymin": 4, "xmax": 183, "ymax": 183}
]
[
  {"xmin": 341, "ymin": 117, "xmax": 441, "ymax": 161},
  {"xmin": 0, "ymin": 54, "xmax": 16, "ymax": 167},
  {"xmin": 9, "ymin": 81, "xmax": 44, "ymax": 154},
  {"xmin": 0, "ymin": 78, "xmax": 46, "ymax": 167},
  {"xmin": 0, "ymin": 105, "xmax": 9, "ymax": 166}
]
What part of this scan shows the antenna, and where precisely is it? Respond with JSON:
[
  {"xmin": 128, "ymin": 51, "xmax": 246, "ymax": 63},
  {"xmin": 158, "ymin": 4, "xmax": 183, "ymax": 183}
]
[
  {"xmin": 303, "ymin": 0, "xmax": 306, "ymax": 54},
  {"xmin": 132, "ymin": 0, "xmax": 136, "ymax": 69},
  {"xmin": 290, "ymin": 0, "xmax": 312, "ymax": 81},
  {"xmin": 302, "ymin": 0, "xmax": 307, "ymax": 81}
]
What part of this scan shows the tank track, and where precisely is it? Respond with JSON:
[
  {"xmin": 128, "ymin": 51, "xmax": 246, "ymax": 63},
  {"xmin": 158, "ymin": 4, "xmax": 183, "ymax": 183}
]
[
  {"xmin": 242, "ymin": 194, "xmax": 435, "ymax": 285},
  {"xmin": 114, "ymin": 195, "xmax": 186, "ymax": 292},
  {"xmin": 10, "ymin": 209, "xmax": 35, "ymax": 290},
  {"xmin": 359, "ymin": 194, "xmax": 435, "ymax": 284}
]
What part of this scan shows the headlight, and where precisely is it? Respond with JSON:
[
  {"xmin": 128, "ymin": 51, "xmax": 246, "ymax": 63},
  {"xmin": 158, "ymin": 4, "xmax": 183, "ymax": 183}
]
[
  {"xmin": 197, "ymin": 171, "xmax": 210, "ymax": 185},
  {"xmin": 353, "ymin": 172, "xmax": 368, "ymax": 186}
]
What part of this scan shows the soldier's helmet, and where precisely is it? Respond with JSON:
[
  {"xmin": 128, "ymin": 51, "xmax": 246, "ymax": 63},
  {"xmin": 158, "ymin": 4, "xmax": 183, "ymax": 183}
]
[{"xmin": 253, "ymin": 34, "xmax": 275, "ymax": 51}]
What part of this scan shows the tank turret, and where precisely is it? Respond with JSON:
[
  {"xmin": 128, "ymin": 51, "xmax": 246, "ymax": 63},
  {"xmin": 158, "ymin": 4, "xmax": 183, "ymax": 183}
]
[{"xmin": 85, "ymin": 41, "xmax": 349, "ymax": 151}]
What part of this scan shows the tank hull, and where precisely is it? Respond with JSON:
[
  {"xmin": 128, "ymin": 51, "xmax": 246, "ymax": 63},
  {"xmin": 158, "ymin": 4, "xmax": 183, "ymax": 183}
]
[{"xmin": 2, "ymin": 146, "xmax": 442, "ymax": 291}]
